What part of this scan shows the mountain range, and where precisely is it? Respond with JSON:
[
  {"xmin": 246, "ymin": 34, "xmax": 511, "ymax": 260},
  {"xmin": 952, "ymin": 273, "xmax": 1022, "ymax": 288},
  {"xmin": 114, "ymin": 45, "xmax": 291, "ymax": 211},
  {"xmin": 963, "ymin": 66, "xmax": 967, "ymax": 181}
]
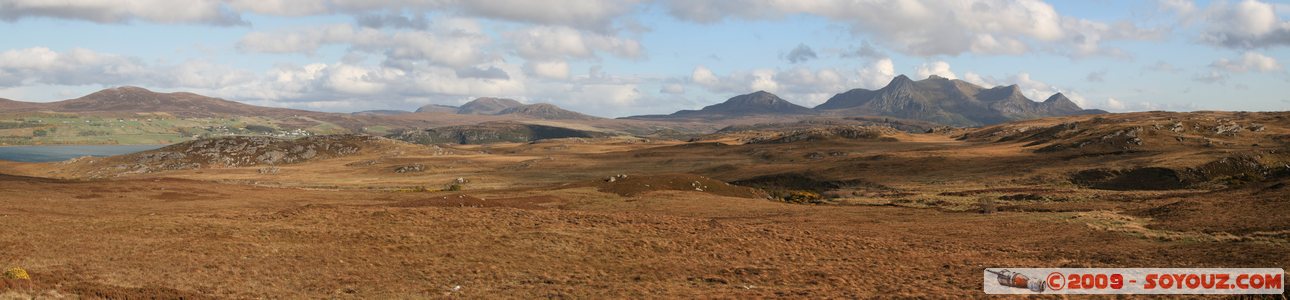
[
  {"xmin": 628, "ymin": 75, "xmax": 1103, "ymax": 126},
  {"xmin": 813, "ymin": 75, "xmax": 1102, "ymax": 126},
  {"xmin": 0, "ymin": 75, "xmax": 1104, "ymax": 128}
]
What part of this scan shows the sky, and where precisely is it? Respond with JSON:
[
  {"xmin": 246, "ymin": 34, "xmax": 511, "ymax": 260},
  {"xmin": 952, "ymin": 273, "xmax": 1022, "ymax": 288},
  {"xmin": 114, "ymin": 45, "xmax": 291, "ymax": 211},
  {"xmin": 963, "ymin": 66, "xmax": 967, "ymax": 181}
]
[{"xmin": 0, "ymin": 0, "xmax": 1287, "ymax": 118}]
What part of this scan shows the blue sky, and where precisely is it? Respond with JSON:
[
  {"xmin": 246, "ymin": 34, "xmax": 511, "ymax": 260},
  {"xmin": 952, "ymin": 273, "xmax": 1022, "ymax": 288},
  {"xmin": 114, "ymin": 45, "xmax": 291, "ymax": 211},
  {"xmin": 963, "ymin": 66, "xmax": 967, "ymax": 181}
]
[{"xmin": 0, "ymin": 0, "xmax": 1287, "ymax": 117}]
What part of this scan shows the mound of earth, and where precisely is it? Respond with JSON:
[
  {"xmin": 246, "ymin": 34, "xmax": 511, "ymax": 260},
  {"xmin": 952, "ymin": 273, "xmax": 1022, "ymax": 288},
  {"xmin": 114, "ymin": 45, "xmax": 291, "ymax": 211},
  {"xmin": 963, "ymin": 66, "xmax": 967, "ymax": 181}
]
[
  {"xmin": 69, "ymin": 134, "xmax": 396, "ymax": 176},
  {"xmin": 586, "ymin": 174, "xmax": 769, "ymax": 199},
  {"xmin": 389, "ymin": 122, "xmax": 612, "ymax": 145}
]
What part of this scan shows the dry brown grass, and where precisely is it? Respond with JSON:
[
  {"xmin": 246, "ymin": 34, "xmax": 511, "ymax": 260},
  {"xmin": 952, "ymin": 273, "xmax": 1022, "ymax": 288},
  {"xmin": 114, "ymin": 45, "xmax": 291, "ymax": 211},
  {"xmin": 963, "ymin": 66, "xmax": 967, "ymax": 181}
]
[{"xmin": 0, "ymin": 111, "xmax": 1286, "ymax": 297}]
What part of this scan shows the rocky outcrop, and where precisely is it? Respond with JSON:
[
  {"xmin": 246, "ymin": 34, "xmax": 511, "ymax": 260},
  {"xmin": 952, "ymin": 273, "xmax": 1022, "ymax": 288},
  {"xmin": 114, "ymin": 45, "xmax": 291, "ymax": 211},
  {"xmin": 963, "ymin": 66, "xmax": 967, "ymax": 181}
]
[{"xmin": 88, "ymin": 134, "xmax": 389, "ymax": 175}]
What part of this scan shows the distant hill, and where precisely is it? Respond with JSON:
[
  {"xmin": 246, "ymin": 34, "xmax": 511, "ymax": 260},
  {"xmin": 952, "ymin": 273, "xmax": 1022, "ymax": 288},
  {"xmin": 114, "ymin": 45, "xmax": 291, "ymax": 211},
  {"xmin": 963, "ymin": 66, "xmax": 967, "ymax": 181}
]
[
  {"xmin": 414, "ymin": 104, "xmax": 459, "ymax": 113},
  {"xmin": 412, "ymin": 97, "xmax": 598, "ymax": 120},
  {"xmin": 0, "ymin": 97, "xmax": 41, "ymax": 110},
  {"xmin": 456, "ymin": 97, "xmax": 523, "ymax": 115},
  {"xmin": 815, "ymin": 75, "xmax": 1104, "ymax": 126},
  {"xmin": 629, "ymin": 91, "xmax": 814, "ymax": 120},
  {"xmin": 352, "ymin": 110, "xmax": 412, "ymax": 116},
  {"xmin": 0, "ymin": 86, "xmax": 316, "ymax": 118},
  {"xmin": 497, "ymin": 103, "xmax": 600, "ymax": 120}
]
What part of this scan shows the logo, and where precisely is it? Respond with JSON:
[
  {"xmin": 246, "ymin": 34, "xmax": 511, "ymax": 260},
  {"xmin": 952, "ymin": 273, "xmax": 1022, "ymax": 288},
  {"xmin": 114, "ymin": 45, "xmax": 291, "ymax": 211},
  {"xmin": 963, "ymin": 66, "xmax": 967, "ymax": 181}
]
[{"xmin": 984, "ymin": 268, "xmax": 1284, "ymax": 294}]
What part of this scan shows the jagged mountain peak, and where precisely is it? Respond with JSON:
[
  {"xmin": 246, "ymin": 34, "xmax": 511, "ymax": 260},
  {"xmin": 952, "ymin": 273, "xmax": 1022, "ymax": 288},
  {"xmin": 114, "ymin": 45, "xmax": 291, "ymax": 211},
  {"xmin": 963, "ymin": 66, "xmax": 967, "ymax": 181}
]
[
  {"xmin": 814, "ymin": 75, "xmax": 1102, "ymax": 126},
  {"xmin": 1044, "ymin": 92, "xmax": 1069, "ymax": 103},
  {"xmin": 888, "ymin": 74, "xmax": 915, "ymax": 87}
]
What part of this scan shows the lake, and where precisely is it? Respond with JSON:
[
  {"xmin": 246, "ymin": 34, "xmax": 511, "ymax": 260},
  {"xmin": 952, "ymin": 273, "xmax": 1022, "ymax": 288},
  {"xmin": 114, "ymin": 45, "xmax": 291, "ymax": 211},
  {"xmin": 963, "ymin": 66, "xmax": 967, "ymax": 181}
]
[{"xmin": 0, "ymin": 144, "xmax": 165, "ymax": 162}]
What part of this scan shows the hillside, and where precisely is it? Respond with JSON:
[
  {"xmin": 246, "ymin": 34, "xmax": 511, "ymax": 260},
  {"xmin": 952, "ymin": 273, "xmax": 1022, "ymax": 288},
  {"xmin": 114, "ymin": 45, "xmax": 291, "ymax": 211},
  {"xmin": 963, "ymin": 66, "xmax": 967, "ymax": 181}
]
[
  {"xmin": 497, "ymin": 103, "xmax": 600, "ymax": 120},
  {"xmin": 413, "ymin": 104, "xmax": 459, "ymax": 113},
  {"xmin": 961, "ymin": 111, "xmax": 1290, "ymax": 190},
  {"xmin": 629, "ymin": 91, "xmax": 814, "ymax": 120},
  {"xmin": 0, "ymin": 98, "xmax": 42, "ymax": 110},
  {"xmin": 56, "ymin": 134, "xmax": 402, "ymax": 178},
  {"xmin": 815, "ymin": 75, "xmax": 1104, "ymax": 126},
  {"xmin": 352, "ymin": 110, "xmax": 412, "ymax": 116},
  {"xmin": 21, "ymin": 86, "xmax": 315, "ymax": 117},
  {"xmin": 456, "ymin": 97, "xmax": 523, "ymax": 115}
]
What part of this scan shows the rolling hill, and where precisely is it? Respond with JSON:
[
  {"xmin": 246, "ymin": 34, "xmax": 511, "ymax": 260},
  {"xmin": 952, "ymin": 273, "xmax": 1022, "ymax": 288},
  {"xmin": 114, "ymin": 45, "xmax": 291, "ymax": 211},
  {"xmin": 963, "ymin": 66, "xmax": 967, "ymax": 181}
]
[
  {"xmin": 628, "ymin": 91, "xmax": 815, "ymax": 120},
  {"xmin": 0, "ymin": 86, "xmax": 317, "ymax": 118},
  {"xmin": 497, "ymin": 103, "xmax": 600, "ymax": 120},
  {"xmin": 455, "ymin": 97, "xmax": 524, "ymax": 115}
]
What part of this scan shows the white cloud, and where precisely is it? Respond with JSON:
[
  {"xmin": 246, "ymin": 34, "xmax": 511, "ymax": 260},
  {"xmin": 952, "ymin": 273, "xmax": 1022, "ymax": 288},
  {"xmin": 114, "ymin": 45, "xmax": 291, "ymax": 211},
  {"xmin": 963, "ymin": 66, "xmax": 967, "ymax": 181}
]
[
  {"xmin": 969, "ymin": 34, "xmax": 1029, "ymax": 55},
  {"xmin": 962, "ymin": 72, "xmax": 989, "ymax": 87},
  {"xmin": 1210, "ymin": 51, "xmax": 1283, "ymax": 72},
  {"xmin": 1, "ymin": 0, "xmax": 643, "ymax": 31},
  {"xmin": 748, "ymin": 69, "xmax": 779, "ymax": 92},
  {"xmin": 238, "ymin": 22, "xmax": 491, "ymax": 68},
  {"xmin": 1166, "ymin": 0, "xmax": 1290, "ymax": 48},
  {"xmin": 857, "ymin": 58, "xmax": 896, "ymax": 89},
  {"xmin": 0, "ymin": 47, "xmax": 253, "ymax": 88},
  {"xmin": 526, "ymin": 60, "xmax": 571, "ymax": 79},
  {"xmin": 449, "ymin": 0, "xmax": 645, "ymax": 32},
  {"xmin": 0, "ymin": 0, "xmax": 244, "ymax": 25},
  {"xmin": 505, "ymin": 25, "xmax": 644, "ymax": 61},
  {"xmin": 225, "ymin": 0, "xmax": 331, "ymax": 16},
  {"xmin": 915, "ymin": 61, "xmax": 957, "ymax": 80},
  {"xmin": 691, "ymin": 66, "xmax": 719, "ymax": 87},
  {"xmin": 662, "ymin": 0, "xmax": 1158, "ymax": 57},
  {"xmin": 1011, "ymin": 73, "xmax": 1057, "ymax": 100},
  {"xmin": 1105, "ymin": 97, "xmax": 1126, "ymax": 110},
  {"xmin": 1157, "ymin": 0, "xmax": 1198, "ymax": 16},
  {"xmin": 659, "ymin": 83, "xmax": 685, "ymax": 94},
  {"xmin": 322, "ymin": 63, "xmax": 392, "ymax": 94}
]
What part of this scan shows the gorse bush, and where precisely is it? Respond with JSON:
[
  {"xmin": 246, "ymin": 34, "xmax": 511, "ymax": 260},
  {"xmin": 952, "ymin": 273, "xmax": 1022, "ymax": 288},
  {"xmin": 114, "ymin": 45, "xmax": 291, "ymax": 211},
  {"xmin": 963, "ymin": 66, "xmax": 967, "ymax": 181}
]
[{"xmin": 3, "ymin": 267, "xmax": 29, "ymax": 280}]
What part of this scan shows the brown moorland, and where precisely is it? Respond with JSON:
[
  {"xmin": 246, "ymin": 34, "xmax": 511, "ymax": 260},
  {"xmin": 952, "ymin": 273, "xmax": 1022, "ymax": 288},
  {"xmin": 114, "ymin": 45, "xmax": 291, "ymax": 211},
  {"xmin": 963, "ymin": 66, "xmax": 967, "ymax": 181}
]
[{"xmin": 0, "ymin": 111, "xmax": 1287, "ymax": 298}]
